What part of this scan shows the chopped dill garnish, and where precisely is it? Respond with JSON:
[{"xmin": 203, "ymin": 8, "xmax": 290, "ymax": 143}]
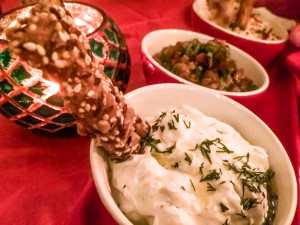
[
  {"xmin": 191, "ymin": 139, "xmax": 213, "ymax": 163},
  {"xmin": 183, "ymin": 120, "xmax": 191, "ymax": 128},
  {"xmin": 242, "ymin": 179, "xmax": 261, "ymax": 193},
  {"xmin": 123, "ymin": 185, "xmax": 126, "ymax": 188},
  {"xmin": 181, "ymin": 186, "xmax": 185, "ymax": 191},
  {"xmin": 184, "ymin": 152, "xmax": 192, "ymax": 165},
  {"xmin": 151, "ymin": 111, "xmax": 167, "ymax": 132},
  {"xmin": 219, "ymin": 181, "xmax": 226, "ymax": 185},
  {"xmin": 140, "ymin": 136, "xmax": 175, "ymax": 154},
  {"xmin": 190, "ymin": 179, "xmax": 196, "ymax": 192},
  {"xmin": 236, "ymin": 210, "xmax": 247, "ymax": 219},
  {"xmin": 223, "ymin": 161, "xmax": 275, "ymax": 193},
  {"xmin": 233, "ymin": 153, "xmax": 250, "ymax": 164},
  {"xmin": 207, "ymin": 183, "xmax": 216, "ymax": 191},
  {"xmin": 215, "ymin": 138, "xmax": 234, "ymax": 154},
  {"xmin": 200, "ymin": 169, "xmax": 221, "ymax": 182},
  {"xmin": 199, "ymin": 162, "xmax": 204, "ymax": 175},
  {"xmin": 229, "ymin": 22, "xmax": 245, "ymax": 31},
  {"xmin": 263, "ymin": 185, "xmax": 277, "ymax": 225},
  {"xmin": 171, "ymin": 162, "xmax": 179, "ymax": 169},
  {"xmin": 168, "ymin": 120, "xmax": 177, "ymax": 130},
  {"xmin": 223, "ymin": 161, "xmax": 238, "ymax": 172},
  {"xmin": 255, "ymin": 28, "xmax": 273, "ymax": 39},
  {"xmin": 161, "ymin": 143, "xmax": 176, "ymax": 154},
  {"xmin": 152, "ymin": 123, "xmax": 159, "ymax": 133},
  {"xmin": 222, "ymin": 219, "xmax": 229, "ymax": 225},
  {"xmin": 241, "ymin": 198, "xmax": 261, "ymax": 210},
  {"xmin": 220, "ymin": 203, "xmax": 229, "ymax": 212},
  {"xmin": 173, "ymin": 114, "xmax": 179, "ymax": 122},
  {"xmin": 191, "ymin": 138, "xmax": 233, "ymax": 164},
  {"xmin": 140, "ymin": 136, "xmax": 161, "ymax": 153}
]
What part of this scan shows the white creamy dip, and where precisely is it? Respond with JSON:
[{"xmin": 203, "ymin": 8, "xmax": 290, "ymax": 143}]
[
  {"xmin": 195, "ymin": 0, "xmax": 283, "ymax": 41},
  {"xmin": 110, "ymin": 106, "xmax": 274, "ymax": 225},
  {"xmin": 223, "ymin": 14, "xmax": 281, "ymax": 41}
]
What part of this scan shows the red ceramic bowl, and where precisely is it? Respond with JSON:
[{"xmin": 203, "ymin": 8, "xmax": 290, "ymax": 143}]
[
  {"xmin": 141, "ymin": 29, "xmax": 269, "ymax": 99},
  {"xmin": 191, "ymin": 0, "xmax": 289, "ymax": 67}
]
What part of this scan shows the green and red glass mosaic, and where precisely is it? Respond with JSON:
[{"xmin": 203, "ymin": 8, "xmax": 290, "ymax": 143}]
[
  {"xmin": 85, "ymin": 11, "xmax": 130, "ymax": 92},
  {"xmin": 65, "ymin": 2, "xmax": 131, "ymax": 92},
  {"xmin": 0, "ymin": 2, "xmax": 131, "ymax": 132},
  {"xmin": 0, "ymin": 41, "xmax": 76, "ymax": 132}
]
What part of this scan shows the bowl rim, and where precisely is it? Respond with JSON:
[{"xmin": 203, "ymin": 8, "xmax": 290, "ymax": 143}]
[
  {"xmin": 141, "ymin": 29, "xmax": 270, "ymax": 97},
  {"xmin": 90, "ymin": 143, "xmax": 133, "ymax": 225},
  {"xmin": 91, "ymin": 83, "xmax": 298, "ymax": 225},
  {"xmin": 192, "ymin": 0, "xmax": 289, "ymax": 44}
]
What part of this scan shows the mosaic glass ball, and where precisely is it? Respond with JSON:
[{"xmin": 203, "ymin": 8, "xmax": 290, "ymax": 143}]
[{"xmin": 0, "ymin": 2, "xmax": 130, "ymax": 132}]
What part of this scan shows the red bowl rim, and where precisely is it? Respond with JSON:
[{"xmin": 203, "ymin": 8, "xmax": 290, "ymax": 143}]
[{"xmin": 192, "ymin": 0, "xmax": 289, "ymax": 45}]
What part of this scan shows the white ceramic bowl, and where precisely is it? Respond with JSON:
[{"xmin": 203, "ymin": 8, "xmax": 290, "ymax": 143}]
[
  {"xmin": 90, "ymin": 83, "xmax": 297, "ymax": 225},
  {"xmin": 191, "ymin": 0, "xmax": 289, "ymax": 66},
  {"xmin": 141, "ymin": 29, "xmax": 269, "ymax": 98}
]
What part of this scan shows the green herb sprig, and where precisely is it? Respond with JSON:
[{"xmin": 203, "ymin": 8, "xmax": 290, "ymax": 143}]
[
  {"xmin": 171, "ymin": 162, "xmax": 179, "ymax": 169},
  {"xmin": 222, "ymin": 219, "xmax": 229, "ymax": 225},
  {"xmin": 152, "ymin": 112, "xmax": 167, "ymax": 132},
  {"xmin": 236, "ymin": 210, "xmax": 246, "ymax": 219},
  {"xmin": 184, "ymin": 152, "xmax": 192, "ymax": 165},
  {"xmin": 229, "ymin": 22, "xmax": 245, "ymax": 31},
  {"xmin": 220, "ymin": 203, "xmax": 229, "ymax": 212},
  {"xmin": 200, "ymin": 169, "xmax": 221, "ymax": 182},
  {"xmin": 183, "ymin": 120, "xmax": 191, "ymax": 128},
  {"xmin": 140, "ymin": 136, "xmax": 176, "ymax": 154},
  {"xmin": 190, "ymin": 179, "xmax": 196, "ymax": 192},
  {"xmin": 199, "ymin": 162, "xmax": 204, "ymax": 175},
  {"xmin": 191, "ymin": 138, "xmax": 233, "ymax": 164},
  {"xmin": 207, "ymin": 183, "xmax": 216, "ymax": 191},
  {"xmin": 223, "ymin": 161, "xmax": 275, "ymax": 194},
  {"xmin": 241, "ymin": 197, "xmax": 261, "ymax": 210},
  {"xmin": 168, "ymin": 120, "xmax": 177, "ymax": 130}
]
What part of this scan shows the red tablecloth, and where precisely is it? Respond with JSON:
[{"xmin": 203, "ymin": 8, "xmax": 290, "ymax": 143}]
[{"xmin": 0, "ymin": 0, "xmax": 299, "ymax": 224}]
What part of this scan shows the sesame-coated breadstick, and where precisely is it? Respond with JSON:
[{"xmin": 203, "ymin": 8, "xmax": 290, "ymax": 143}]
[{"xmin": 4, "ymin": 0, "xmax": 149, "ymax": 159}]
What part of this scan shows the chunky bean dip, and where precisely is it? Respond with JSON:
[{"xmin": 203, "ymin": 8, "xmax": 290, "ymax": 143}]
[{"xmin": 153, "ymin": 39, "xmax": 258, "ymax": 92}]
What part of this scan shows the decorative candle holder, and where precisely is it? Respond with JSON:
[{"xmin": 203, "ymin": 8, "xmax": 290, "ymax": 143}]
[{"xmin": 0, "ymin": 2, "xmax": 130, "ymax": 132}]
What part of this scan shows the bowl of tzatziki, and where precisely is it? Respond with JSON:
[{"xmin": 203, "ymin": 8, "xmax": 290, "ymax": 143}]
[{"xmin": 90, "ymin": 83, "xmax": 297, "ymax": 225}]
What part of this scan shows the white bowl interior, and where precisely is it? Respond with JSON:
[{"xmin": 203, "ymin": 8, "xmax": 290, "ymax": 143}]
[
  {"xmin": 192, "ymin": 0, "xmax": 289, "ymax": 43},
  {"xmin": 142, "ymin": 29, "xmax": 269, "ymax": 97},
  {"xmin": 90, "ymin": 145, "xmax": 133, "ymax": 225},
  {"xmin": 91, "ymin": 83, "xmax": 297, "ymax": 225}
]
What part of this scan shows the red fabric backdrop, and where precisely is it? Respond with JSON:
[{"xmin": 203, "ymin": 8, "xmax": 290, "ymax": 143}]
[{"xmin": 0, "ymin": 0, "xmax": 299, "ymax": 224}]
